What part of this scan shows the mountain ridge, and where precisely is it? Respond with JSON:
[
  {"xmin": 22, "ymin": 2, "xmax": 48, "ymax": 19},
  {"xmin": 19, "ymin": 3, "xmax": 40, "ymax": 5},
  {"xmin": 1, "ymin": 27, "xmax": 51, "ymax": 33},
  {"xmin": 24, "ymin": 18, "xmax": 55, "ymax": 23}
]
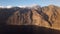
[{"xmin": 0, "ymin": 5, "xmax": 60, "ymax": 30}]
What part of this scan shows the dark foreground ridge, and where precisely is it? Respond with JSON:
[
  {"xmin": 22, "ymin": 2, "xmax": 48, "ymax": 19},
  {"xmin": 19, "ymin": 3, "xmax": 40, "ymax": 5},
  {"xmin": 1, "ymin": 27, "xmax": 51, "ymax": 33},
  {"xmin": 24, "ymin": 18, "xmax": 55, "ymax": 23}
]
[{"xmin": 0, "ymin": 25, "xmax": 60, "ymax": 34}]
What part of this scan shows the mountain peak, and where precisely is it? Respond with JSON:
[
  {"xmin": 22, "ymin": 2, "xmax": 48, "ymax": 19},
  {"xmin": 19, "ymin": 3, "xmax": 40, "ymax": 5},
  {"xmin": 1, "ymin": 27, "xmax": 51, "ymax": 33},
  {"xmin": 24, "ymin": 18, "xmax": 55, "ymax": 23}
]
[
  {"xmin": 27, "ymin": 4, "xmax": 41, "ymax": 10},
  {"xmin": 0, "ymin": 5, "xmax": 60, "ymax": 30}
]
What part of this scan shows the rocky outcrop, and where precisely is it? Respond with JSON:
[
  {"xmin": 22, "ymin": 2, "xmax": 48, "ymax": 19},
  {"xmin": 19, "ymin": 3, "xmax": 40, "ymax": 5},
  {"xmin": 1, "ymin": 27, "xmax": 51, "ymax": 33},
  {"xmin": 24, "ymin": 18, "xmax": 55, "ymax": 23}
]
[{"xmin": 0, "ymin": 5, "xmax": 60, "ymax": 30}]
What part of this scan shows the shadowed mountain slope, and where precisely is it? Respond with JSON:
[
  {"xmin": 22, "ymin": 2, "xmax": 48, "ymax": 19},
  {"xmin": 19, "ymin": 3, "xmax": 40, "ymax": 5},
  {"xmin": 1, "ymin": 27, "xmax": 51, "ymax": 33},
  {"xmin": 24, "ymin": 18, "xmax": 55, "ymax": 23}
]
[
  {"xmin": 1, "ymin": 25, "xmax": 60, "ymax": 34},
  {"xmin": 0, "ymin": 5, "xmax": 60, "ymax": 32}
]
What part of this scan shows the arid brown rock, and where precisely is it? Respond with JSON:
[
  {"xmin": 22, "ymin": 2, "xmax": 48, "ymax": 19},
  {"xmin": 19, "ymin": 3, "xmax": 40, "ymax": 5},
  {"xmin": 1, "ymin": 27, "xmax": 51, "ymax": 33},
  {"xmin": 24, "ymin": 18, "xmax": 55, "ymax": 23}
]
[{"xmin": 0, "ymin": 5, "xmax": 60, "ymax": 30}]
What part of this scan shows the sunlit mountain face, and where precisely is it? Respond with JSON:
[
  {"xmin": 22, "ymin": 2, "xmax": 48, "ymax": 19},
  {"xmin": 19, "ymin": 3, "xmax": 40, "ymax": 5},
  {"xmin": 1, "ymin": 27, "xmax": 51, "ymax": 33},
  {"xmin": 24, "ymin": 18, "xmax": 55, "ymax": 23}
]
[{"xmin": 0, "ymin": 5, "xmax": 60, "ymax": 34}]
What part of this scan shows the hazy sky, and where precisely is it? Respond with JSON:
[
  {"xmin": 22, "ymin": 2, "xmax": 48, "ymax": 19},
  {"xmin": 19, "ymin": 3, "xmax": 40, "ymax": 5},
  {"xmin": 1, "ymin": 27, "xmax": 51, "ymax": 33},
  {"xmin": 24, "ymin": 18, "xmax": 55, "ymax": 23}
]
[{"xmin": 0, "ymin": 0, "xmax": 60, "ymax": 6}]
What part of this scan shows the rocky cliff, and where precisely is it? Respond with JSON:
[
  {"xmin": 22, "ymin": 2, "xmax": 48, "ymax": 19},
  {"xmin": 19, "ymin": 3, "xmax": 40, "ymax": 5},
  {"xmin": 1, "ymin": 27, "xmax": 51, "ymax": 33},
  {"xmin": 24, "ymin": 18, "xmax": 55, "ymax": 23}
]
[{"xmin": 0, "ymin": 5, "xmax": 60, "ymax": 30}]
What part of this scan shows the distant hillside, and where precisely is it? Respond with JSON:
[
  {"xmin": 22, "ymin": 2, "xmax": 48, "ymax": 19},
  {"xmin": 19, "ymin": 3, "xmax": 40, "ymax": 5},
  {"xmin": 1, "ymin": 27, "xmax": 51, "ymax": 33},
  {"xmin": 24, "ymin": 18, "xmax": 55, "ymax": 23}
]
[{"xmin": 0, "ymin": 5, "xmax": 60, "ymax": 30}]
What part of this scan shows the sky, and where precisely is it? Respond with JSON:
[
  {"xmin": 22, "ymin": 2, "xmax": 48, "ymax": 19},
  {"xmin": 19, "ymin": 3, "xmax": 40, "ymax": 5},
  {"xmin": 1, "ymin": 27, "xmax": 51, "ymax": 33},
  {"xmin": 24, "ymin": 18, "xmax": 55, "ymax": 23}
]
[{"xmin": 0, "ymin": 0, "xmax": 60, "ymax": 7}]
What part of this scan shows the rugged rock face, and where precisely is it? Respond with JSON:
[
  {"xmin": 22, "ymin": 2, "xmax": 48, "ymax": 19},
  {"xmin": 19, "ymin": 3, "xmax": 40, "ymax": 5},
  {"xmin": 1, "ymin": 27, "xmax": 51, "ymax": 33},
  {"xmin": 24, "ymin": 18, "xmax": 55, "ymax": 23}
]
[{"xmin": 0, "ymin": 5, "xmax": 60, "ymax": 30}]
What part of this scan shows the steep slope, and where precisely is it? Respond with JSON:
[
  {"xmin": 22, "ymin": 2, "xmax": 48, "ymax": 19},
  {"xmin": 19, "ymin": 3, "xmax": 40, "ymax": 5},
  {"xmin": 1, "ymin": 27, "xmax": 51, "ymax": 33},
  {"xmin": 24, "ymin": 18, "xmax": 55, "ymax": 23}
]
[
  {"xmin": 42, "ymin": 5, "xmax": 60, "ymax": 29},
  {"xmin": 0, "ymin": 5, "xmax": 60, "ymax": 30},
  {"xmin": 7, "ymin": 8, "xmax": 32, "ymax": 25}
]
